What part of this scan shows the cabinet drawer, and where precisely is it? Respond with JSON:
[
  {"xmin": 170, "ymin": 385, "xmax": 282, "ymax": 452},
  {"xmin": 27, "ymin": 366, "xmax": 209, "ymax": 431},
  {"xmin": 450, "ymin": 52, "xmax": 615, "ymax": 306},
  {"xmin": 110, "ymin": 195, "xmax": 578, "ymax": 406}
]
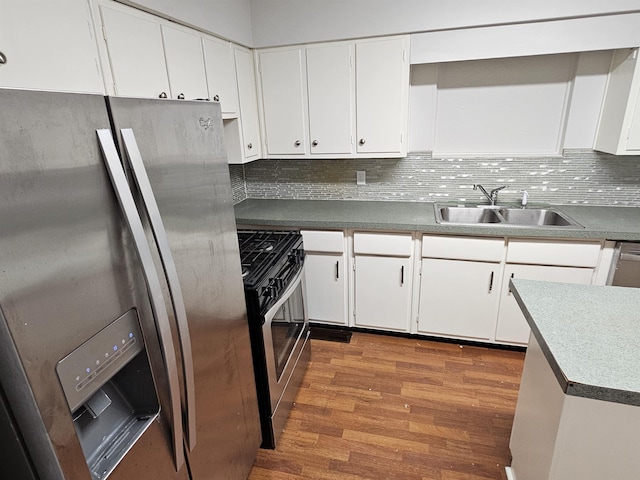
[
  {"xmin": 354, "ymin": 232, "xmax": 412, "ymax": 257},
  {"xmin": 422, "ymin": 235, "xmax": 504, "ymax": 262},
  {"xmin": 301, "ymin": 230, "xmax": 344, "ymax": 253},
  {"xmin": 506, "ymin": 239, "xmax": 601, "ymax": 267}
]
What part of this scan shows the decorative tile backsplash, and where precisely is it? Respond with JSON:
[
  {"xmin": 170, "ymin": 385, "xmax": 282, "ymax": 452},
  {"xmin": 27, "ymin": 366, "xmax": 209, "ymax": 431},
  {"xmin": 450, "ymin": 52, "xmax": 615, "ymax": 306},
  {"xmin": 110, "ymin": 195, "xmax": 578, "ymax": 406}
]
[{"xmin": 230, "ymin": 149, "xmax": 640, "ymax": 206}]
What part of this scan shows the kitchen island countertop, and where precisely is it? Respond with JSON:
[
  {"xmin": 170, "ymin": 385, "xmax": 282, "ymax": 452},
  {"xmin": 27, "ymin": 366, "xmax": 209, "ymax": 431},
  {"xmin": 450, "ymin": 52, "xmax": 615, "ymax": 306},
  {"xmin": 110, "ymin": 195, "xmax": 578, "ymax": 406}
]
[
  {"xmin": 510, "ymin": 279, "xmax": 640, "ymax": 406},
  {"xmin": 234, "ymin": 199, "xmax": 640, "ymax": 241}
]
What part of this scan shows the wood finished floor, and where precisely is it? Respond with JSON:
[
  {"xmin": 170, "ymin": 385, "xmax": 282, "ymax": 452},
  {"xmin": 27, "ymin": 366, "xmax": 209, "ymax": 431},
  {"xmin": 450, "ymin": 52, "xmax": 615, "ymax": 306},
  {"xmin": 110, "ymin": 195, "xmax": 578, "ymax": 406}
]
[{"xmin": 248, "ymin": 332, "xmax": 525, "ymax": 480}]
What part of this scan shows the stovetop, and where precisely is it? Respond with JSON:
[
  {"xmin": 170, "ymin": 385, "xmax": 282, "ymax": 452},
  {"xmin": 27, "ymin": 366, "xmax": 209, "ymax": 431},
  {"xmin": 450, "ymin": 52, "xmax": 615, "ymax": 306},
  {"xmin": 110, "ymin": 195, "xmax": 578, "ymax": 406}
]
[{"xmin": 237, "ymin": 230, "xmax": 305, "ymax": 317}]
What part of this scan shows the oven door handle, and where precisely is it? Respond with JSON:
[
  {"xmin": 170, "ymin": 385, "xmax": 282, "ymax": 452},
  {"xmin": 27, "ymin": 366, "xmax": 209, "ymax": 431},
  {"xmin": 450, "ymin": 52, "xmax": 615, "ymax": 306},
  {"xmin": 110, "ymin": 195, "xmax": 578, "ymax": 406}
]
[{"xmin": 263, "ymin": 266, "xmax": 305, "ymax": 322}]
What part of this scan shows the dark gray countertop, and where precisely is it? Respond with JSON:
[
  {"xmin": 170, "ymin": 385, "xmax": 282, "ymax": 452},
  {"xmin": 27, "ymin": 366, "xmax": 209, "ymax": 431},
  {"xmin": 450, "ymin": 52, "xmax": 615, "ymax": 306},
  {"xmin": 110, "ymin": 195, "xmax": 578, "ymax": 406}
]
[
  {"xmin": 510, "ymin": 279, "xmax": 640, "ymax": 406},
  {"xmin": 235, "ymin": 199, "xmax": 640, "ymax": 240}
]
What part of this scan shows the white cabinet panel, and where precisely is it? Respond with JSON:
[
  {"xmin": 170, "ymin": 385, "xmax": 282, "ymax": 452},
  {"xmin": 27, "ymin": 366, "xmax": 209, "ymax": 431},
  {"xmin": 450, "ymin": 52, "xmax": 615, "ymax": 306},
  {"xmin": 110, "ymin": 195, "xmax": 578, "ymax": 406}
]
[
  {"xmin": 98, "ymin": 4, "xmax": 170, "ymax": 98},
  {"xmin": 595, "ymin": 48, "xmax": 640, "ymax": 155},
  {"xmin": 258, "ymin": 49, "xmax": 306, "ymax": 155},
  {"xmin": 506, "ymin": 239, "xmax": 602, "ymax": 267},
  {"xmin": 354, "ymin": 255, "xmax": 412, "ymax": 332},
  {"xmin": 353, "ymin": 232, "xmax": 412, "ymax": 256},
  {"xmin": 234, "ymin": 47, "xmax": 261, "ymax": 162},
  {"xmin": 422, "ymin": 235, "xmax": 505, "ymax": 262},
  {"xmin": 355, "ymin": 37, "xmax": 408, "ymax": 155},
  {"xmin": 0, "ymin": 0, "xmax": 104, "ymax": 93},
  {"xmin": 304, "ymin": 254, "xmax": 348, "ymax": 325},
  {"xmin": 301, "ymin": 230, "xmax": 344, "ymax": 253},
  {"xmin": 418, "ymin": 259, "xmax": 502, "ymax": 340},
  {"xmin": 306, "ymin": 43, "xmax": 353, "ymax": 155},
  {"xmin": 161, "ymin": 25, "xmax": 208, "ymax": 100},
  {"xmin": 202, "ymin": 36, "xmax": 239, "ymax": 116},
  {"xmin": 496, "ymin": 264, "xmax": 594, "ymax": 344}
]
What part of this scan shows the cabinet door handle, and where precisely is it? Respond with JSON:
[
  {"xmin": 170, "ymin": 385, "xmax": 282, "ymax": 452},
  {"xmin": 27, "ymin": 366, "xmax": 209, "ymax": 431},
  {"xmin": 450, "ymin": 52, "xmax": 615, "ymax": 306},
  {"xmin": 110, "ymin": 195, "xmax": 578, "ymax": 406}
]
[
  {"xmin": 508, "ymin": 272, "xmax": 515, "ymax": 295},
  {"xmin": 401, "ymin": 265, "xmax": 404, "ymax": 285},
  {"xmin": 159, "ymin": 92, "xmax": 168, "ymax": 99},
  {"xmin": 294, "ymin": 140, "xmax": 301, "ymax": 147},
  {"xmin": 359, "ymin": 138, "xmax": 366, "ymax": 146},
  {"xmin": 213, "ymin": 94, "xmax": 220, "ymax": 102},
  {"xmin": 247, "ymin": 143, "xmax": 253, "ymax": 150},
  {"xmin": 0, "ymin": 51, "xmax": 6, "ymax": 65},
  {"xmin": 488, "ymin": 271, "xmax": 494, "ymax": 293},
  {"xmin": 335, "ymin": 261, "xmax": 339, "ymax": 280},
  {"xmin": 312, "ymin": 140, "xmax": 318, "ymax": 147},
  {"xmin": 177, "ymin": 93, "xmax": 185, "ymax": 100}
]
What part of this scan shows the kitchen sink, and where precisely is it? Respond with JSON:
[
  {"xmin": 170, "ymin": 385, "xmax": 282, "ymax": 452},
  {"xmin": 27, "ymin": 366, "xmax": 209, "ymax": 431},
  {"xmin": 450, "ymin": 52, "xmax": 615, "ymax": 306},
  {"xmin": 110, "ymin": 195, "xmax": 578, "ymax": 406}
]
[
  {"xmin": 498, "ymin": 208, "xmax": 578, "ymax": 227},
  {"xmin": 438, "ymin": 207, "xmax": 502, "ymax": 224},
  {"xmin": 435, "ymin": 205, "xmax": 583, "ymax": 228}
]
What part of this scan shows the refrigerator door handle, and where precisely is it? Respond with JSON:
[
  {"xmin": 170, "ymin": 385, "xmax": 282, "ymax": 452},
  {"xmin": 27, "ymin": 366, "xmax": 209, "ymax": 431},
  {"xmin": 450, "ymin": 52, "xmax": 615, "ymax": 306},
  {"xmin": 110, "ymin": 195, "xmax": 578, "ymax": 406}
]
[
  {"xmin": 96, "ymin": 129, "xmax": 185, "ymax": 471},
  {"xmin": 119, "ymin": 128, "xmax": 197, "ymax": 451}
]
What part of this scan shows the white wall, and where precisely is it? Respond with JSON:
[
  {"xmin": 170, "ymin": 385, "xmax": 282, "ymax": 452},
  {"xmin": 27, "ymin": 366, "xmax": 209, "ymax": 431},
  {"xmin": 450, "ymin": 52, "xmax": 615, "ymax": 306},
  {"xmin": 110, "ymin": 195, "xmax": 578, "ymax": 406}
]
[
  {"xmin": 115, "ymin": 0, "xmax": 253, "ymax": 46},
  {"xmin": 249, "ymin": 0, "xmax": 640, "ymax": 48}
]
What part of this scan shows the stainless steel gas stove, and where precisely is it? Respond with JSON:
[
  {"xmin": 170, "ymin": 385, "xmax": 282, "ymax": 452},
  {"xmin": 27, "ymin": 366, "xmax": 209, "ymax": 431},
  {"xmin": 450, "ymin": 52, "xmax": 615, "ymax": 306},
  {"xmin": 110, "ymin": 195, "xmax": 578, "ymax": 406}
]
[{"xmin": 237, "ymin": 230, "xmax": 311, "ymax": 449}]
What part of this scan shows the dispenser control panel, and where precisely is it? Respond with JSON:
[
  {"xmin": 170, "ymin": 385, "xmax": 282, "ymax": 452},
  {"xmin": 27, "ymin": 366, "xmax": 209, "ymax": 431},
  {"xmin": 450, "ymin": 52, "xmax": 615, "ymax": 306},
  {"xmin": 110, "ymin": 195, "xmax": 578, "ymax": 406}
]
[{"xmin": 56, "ymin": 309, "xmax": 144, "ymax": 412}]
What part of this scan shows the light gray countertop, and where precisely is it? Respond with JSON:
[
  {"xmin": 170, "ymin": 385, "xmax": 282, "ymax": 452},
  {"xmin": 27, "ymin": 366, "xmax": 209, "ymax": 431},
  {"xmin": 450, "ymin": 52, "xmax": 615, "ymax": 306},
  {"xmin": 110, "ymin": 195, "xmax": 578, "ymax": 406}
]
[
  {"xmin": 510, "ymin": 279, "xmax": 640, "ymax": 406},
  {"xmin": 234, "ymin": 199, "xmax": 640, "ymax": 240}
]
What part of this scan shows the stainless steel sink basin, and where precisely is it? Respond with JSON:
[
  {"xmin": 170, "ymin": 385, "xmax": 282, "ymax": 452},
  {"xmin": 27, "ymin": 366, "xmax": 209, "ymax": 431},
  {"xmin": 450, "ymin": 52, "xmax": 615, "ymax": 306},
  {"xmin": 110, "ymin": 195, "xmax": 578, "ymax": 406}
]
[
  {"xmin": 435, "ymin": 205, "xmax": 583, "ymax": 228},
  {"xmin": 498, "ymin": 208, "xmax": 577, "ymax": 227},
  {"xmin": 438, "ymin": 207, "xmax": 502, "ymax": 224}
]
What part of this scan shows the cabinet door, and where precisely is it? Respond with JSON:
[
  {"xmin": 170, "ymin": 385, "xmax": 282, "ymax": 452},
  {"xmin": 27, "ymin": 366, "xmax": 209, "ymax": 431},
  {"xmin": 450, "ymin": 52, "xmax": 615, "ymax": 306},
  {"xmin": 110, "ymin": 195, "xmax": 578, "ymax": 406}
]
[
  {"xmin": 304, "ymin": 254, "xmax": 347, "ymax": 325},
  {"xmin": 0, "ymin": 0, "xmax": 103, "ymax": 93},
  {"xmin": 496, "ymin": 264, "xmax": 594, "ymax": 344},
  {"xmin": 306, "ymin": 43, "xmax": 353, "ymax": 155},
  {"xmin": 202, "ymin": 36, "xmax": 239, "ymax": 116},
  {"xmin": 234, "ymin": 47, "xmax": 261, "ymax": 161},
  {"xmin": 161, "ymin": 25, "xmax": 208, "ymax": 100},
  {"xmin": 99, "ymin": 4, "xmax": 171, "ymax": 98},
  {"xmin": 355, "ymin": 37, "xmax": 408, "ymax": 155},
  {"xmin": 354, "ymin": 256, "xmax": 412, "ymax": 332},
  {"xmin": 258, "ymin": 49, "xmax": 307, "ymax": 155},
  {"xmin": 626, "ymin": 91, "xmax": 640, "ymax": 151},
  {"xmin": 418, "ymin": 259, "xmax": 501, "ymax": 340}
]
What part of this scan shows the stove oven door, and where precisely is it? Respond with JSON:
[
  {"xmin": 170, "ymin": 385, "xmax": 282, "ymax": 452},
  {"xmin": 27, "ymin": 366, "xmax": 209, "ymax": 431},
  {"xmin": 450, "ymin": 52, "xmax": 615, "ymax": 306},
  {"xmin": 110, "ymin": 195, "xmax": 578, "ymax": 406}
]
[{"xmin": 262, "ymin": 266, "xmax": 310, "ymax": 435}]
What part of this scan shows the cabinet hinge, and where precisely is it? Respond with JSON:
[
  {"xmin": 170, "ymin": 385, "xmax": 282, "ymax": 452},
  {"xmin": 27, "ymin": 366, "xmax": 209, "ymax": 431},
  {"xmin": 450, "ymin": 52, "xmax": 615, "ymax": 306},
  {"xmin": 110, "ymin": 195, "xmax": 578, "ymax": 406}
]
[{"xmin": 403, "ymin": 49, "xmax": 408, "ymax": 62}]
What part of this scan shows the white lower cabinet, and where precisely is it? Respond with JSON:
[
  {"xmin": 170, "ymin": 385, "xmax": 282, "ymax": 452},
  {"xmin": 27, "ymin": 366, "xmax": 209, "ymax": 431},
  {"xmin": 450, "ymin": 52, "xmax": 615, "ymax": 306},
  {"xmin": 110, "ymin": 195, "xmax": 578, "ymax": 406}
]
[
  {"xmin": 417, "ymin": 235, "xmax": 602, "ymax": 345},
  {"xmin": 418, "ymin": 259, "xmax": 502, "ymax": 340},
  {"xmin": 301, "ymin": 230, "xmax": 348, "ymax": 326},
  {"xmin": 353, "ymin": 232, "xmax": 413, "ymax": 332},
  {"xmin": 495, "ymin": 264, "xmax": 594, "ymax": 345}
]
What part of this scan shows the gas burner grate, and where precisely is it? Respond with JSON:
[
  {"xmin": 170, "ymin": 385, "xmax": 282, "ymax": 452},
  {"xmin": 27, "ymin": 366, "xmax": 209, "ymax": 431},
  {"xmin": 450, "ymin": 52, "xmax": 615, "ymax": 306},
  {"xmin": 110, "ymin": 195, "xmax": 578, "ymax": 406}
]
[{"xmin": 237, "ymin": 230, "xmax": 302, "ymax": 289}]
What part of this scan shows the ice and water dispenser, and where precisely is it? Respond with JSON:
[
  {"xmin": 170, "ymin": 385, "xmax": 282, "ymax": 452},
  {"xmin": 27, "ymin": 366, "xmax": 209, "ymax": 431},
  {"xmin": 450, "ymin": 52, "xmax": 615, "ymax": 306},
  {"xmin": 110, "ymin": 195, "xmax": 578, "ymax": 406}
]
[{"xmin": 56, "ymin": 309, "xmax": 159, "ymax": 480}]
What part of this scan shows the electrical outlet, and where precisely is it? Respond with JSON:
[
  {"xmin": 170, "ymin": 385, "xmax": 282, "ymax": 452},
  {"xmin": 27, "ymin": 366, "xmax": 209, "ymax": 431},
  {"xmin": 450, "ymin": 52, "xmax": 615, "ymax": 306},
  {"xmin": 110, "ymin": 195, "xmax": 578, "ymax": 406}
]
[{"xmin": 356, "ymin": 170, "xmax": 366, "ymax": 186}]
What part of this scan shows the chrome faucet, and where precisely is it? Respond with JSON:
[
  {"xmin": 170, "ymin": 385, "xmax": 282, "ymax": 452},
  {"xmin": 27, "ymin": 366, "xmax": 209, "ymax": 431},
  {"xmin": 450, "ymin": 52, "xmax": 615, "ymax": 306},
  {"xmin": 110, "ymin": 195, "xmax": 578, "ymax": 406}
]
[{"xmin": 473, "ymin": 184, "xmax": 506, "ymax": 205}]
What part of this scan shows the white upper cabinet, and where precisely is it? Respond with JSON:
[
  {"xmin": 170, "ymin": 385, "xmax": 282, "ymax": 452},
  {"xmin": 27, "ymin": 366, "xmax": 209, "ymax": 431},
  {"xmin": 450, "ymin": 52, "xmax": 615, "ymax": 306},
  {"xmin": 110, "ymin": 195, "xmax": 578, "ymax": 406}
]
[
  {"xmin": 257, "ymin": 43, "xmax": 354, "ymax": 157},
  {"xmin": 96, "ymin": 3, "xmax": 171, "ymax": 98},
  {"xmin": 202, "ymin": 36, "xmax": 239, "ymax": 117},
  {"xmin": 355, "ymin": 36, "xmax": 409, "ymax": 156},
  {"xmin": 256, "ymin": 35, "xmax": 408, "ymax": 159},
  {"xmin": 233, "ymin": 47, "xmax": 262, "ymax": 163},
  {"xmin": 595, "ymin": 48, "xmax": 640, "ymax": 155},
  {"xmin": 306, "ymin": 43, "xmax": 353, "ymax": 155},
  {"xmin": 161, "ymin": 25, "xmax": 208, "ymax": 100},
  {"xmin": 258, "ymin": 48, "xmax": 307, "ymax": 155},
  {"xmin": 0, "ymin": 0, "xmax": 103, "ymax": 93}
]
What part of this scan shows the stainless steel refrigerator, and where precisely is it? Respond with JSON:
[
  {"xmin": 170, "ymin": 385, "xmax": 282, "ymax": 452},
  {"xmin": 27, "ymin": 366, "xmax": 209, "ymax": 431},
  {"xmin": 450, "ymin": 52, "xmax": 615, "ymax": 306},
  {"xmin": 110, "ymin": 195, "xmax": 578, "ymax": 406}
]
[{"xmin": 0, "ymin": 89, "xmax": 261, "ymax": 480}]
